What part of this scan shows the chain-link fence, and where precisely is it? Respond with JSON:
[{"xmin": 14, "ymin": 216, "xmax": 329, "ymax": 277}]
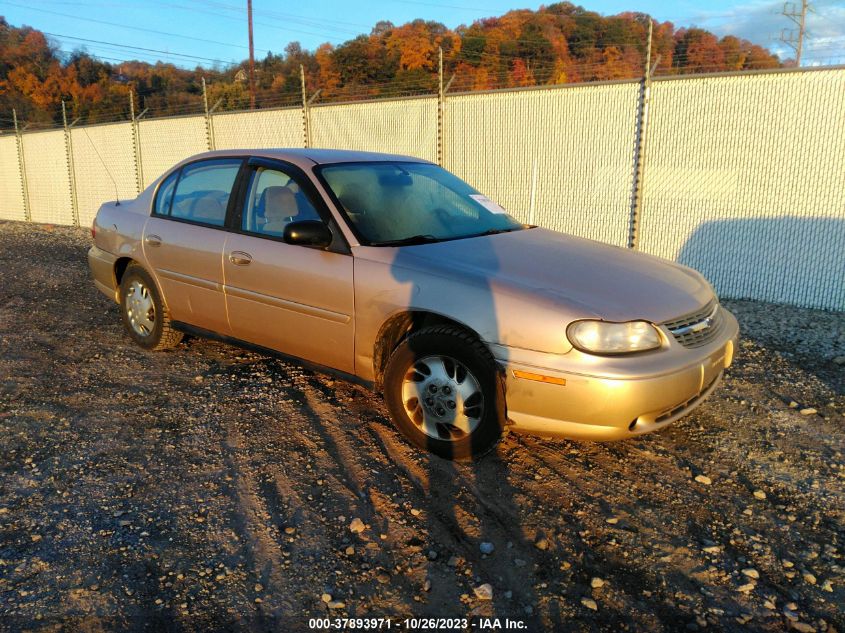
[{"xmin": 1, "ymin": 66, "xmax": 843, "ymax": 310}]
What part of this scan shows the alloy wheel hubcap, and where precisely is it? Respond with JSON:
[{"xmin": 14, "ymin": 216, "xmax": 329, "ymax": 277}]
[
  {"xmin": 125, "ymin": 280, "xmax": 155, "ymax": 337},
  {"xmin": 401, "ymin": 355, "xmax": 483, "ymax": 441}
]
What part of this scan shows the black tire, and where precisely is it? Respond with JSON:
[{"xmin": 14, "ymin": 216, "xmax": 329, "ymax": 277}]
[
  {"xmin": 119, "ymin": 263, "xmax": 183, "ymax": 351},
  {"xmin": 383, "ymin": 325, "xmax": 505, "ymax": 461}
]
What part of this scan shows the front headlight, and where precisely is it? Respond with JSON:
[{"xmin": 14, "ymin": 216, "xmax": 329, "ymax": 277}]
[{"xmin": 567, "ymin": 320, "xmax": 662, "ymax": 354}]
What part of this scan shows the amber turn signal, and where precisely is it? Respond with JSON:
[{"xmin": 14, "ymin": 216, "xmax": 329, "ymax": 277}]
[{"xmin": 512, "ymin": 370, "xmax": 567, "ymax": 386}]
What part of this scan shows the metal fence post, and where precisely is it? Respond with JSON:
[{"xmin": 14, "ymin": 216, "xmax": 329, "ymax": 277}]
[
  {"xmin": 202, "ymin": 77, "xmax": 216, "ymax": 151},
  {"xmin": 12, "ymin": 109, "xmax": 31, "ymax": 222},
  {"xmin": 300, "ymin": 65, "xmax": 312, "ymax": 148},
  {"xmin": 62, "ymin": 101, "xmax": 80, "ymax": 226},
  {"xmin": 129, "ymin": 91, "xmax": 145, "ymax": 193},
  {"xmin": 437, "ymin": 47, "xmax": 444, "ymax": 166},
  {"xmin": 438, "ymin": 52, "xmax": 456, "ymax": 169},
  {"xmin": 627, "ymin": 19, "xmax": 654, "ymax": 250}
]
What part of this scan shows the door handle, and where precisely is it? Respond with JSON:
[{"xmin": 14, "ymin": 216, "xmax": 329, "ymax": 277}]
[
  {"xmin": 229, "ymin": 251, "xmax": 252, "ymax": 266},
  {"xmin": 144, "ymin": 234, "xmax": 162, "ymax": 247}
]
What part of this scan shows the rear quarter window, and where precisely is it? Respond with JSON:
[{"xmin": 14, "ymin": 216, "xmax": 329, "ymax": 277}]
[{"xmin": 154, "ymin": 170, "xmax": 179, "ymax": 216}]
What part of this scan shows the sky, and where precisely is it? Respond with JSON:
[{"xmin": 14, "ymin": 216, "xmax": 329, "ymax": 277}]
[{"xmin": 1, "ymin": 0, "xmax": 843, "ymax": 69}]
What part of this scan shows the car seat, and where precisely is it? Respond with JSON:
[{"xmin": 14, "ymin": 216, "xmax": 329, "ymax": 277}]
[
  {"xmin": 262, "ymin": 186, "xmax": 300, "ymax": 234},
  {"xmin": 191, "ymin": 192, "xmax": 226, "ymax": 224}
]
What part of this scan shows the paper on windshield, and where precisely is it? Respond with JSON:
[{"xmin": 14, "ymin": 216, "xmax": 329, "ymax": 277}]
[{"xmin": 469, "ymin": 194, "xmax": 507, "ymax": 214}]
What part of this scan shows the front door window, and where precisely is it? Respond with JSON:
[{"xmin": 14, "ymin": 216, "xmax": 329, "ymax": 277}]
[{"xmin": 241, "ymin": 167, "xmax": 322, "ymax": 237}]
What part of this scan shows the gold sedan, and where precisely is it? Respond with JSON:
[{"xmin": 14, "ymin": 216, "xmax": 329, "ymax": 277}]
[{"xmin": 88, "ymin": 149, "xmax": 739, "ymax": 460}]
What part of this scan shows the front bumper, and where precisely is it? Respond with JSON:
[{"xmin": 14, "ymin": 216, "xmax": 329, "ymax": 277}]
[{"xmin": 498, "ymin": 308, "xmax": 740, "ymax": 441}]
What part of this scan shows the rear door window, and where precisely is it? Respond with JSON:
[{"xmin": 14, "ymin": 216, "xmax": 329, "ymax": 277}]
[{"xmin": 169, "ymin": 159, "xmax": 242, "ymax": 227}]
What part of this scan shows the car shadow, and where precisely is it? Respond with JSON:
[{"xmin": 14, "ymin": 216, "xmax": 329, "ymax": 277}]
[
  {"xmin": 676, "ymin": 215, "xmax": 845, "ymax": 392},
  {"xmin": 676, "ymin": 216, "xmax": 844, "ymax": 315},
  {"xmin": 389, "ymin": 238, "xmax": 542, "ymax": 626}
]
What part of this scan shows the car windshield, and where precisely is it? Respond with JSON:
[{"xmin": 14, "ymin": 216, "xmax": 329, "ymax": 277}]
[{"xmin": 318, "ymin": 161, "xmax": 525, "ymax": 245}]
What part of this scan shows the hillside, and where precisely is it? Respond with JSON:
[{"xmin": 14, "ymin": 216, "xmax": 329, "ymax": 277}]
[{"xmin": 0, "ymin": 3, "xmax": 781, "ymax": 126}]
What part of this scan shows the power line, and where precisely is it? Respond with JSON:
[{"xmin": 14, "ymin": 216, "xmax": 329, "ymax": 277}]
[
  {"xmin": 0, "ymin": 0, "xmax": 352, "ymax": 60},
  {"xmin": 0, "ymin": 2, "xmax": 269, "ymax": 54},
  {"xmin": 54, "ymin": 41, "xmax": 221, "ymax": 67},
  {"xmin": 394, "ymin": 0, "xmax": 492, "ymax": 11},
  {"xmin": 177, "ymin": 0, "xmax": 370, "ymax": 33},
  {"xmin": 41, "ymin": 30, "xmax": 240, "ymax": 67},
  {"xmin": 54, "ymin": 46, "xmax": 160, "ymax": 66},
  {"xmin": 130, "ymin": 0, "xmax": 350, "ymax": 43}
]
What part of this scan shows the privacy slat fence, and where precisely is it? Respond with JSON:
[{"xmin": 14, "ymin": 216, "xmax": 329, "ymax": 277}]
[
  {"xmin": 70, "ymin": 122, "xmax": 138, "ymax": 227},
  {"xmin": 21, "ymin": 130, "xmax": 73, "ymax": 226},
  {"xmin": 213, "ymin": 108, "xmax": 303, "ymax": 150},
  {"xmin": 1, "ymin": 66, "xmax": 843, "ymax": 310},
  {"xmin": 638, "ymin": 70, "xmax": 845, "ymax": 310},
  {"xmin": 0, "ymin": 135, "xmax": 25, "ymax": 222},
  {"xmin": 137, "ymin": 117, "xmax": 209, "ymax": 189},
  {"xmin": 444, "ymin": 82, "xmax": 640, "ymax": 246},
  {"xmin": 311, "ymin": 97, "xmax": 438, "ymax": 163}
]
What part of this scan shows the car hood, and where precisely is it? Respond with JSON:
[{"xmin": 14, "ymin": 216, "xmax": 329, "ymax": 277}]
[{"xmin": 390, "ymin": 228, "xmax": 714, "ymax": 323}]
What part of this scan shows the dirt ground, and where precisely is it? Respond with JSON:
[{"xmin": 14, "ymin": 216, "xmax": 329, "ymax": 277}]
[{"xmin": 0, "ymin": 220, "xmax": 843, "ymax": 632}]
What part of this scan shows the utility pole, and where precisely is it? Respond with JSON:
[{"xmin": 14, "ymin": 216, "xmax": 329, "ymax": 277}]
[
  {"xmin": 780, "ymin": 1, "xmax": 810, "ymax": 66},
  {"xmin": 247, "ymin": 0, "xmax": 256, "ymax": 109}
]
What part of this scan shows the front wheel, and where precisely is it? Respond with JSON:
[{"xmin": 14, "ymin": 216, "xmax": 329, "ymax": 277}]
[
  {"xmin": 119, "ymin": 263, "xmax": 183, "ymax": 351},
  {"xmin": 383, "ymin": 326, "xmax": 505, "ymax": 461}
]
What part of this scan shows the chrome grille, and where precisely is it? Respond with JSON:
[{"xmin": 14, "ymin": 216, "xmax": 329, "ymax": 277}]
[{"xmin": 664, "ymin": 299, "xmax": 723, "ymax": 349}]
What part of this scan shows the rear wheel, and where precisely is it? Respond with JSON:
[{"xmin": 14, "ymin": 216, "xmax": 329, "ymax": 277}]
[
  {"xmin": 383, "ymin": 326, "xmax": 505, "ymax": 460},
  {"xmin": 119, "ymin": 263, "xmax": 183, "ymax": 350}
]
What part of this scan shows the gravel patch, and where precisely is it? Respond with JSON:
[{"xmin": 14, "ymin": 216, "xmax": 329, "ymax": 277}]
[{"xmin": 0, "ymin": 220, "xmax": 843, "ymax": 631}]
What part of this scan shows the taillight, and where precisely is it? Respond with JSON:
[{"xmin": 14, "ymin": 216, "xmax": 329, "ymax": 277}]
[{"xmin": 91, "ymin": 222, "xmax": 96, "ymax": 239}]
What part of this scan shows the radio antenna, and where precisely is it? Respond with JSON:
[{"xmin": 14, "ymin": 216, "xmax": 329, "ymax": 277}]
[{"xmin": 80, "ymin": 126, "xmax": 121, "ymax": 206}]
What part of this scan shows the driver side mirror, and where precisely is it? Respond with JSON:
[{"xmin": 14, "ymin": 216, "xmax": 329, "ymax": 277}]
[{"xmin": 283, "ymin": 220, "xmax": 333, "ymax": 249}]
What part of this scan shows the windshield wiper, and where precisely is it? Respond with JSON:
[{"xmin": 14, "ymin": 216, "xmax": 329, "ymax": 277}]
[
  {"xmin": 467, "ymin": 227, "xmax": 521, "ymax": 238},
  {"xmin": 376, "ymin": 227, "xmax": 524, "ymax": 246},
  {"xmin": 376, "ymin": 234, "xmax": 442, "ymax": 246}
]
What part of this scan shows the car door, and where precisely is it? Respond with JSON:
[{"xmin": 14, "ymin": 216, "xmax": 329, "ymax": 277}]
[
  {"xmin": 222, "ymin": 158, "xmax": 355, "ymax": 374},
  {"xmin": 142, "ymin": 157, "xmax": 244, "ymax": 336}
]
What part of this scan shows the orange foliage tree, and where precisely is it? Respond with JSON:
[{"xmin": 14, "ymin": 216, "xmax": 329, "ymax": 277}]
[{"xmin": 0, "ymin": 6, "xmax": 782, "ymax": 126}]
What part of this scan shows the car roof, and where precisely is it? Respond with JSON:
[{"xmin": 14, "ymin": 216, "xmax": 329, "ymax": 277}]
[{"xmin": 181, "ymin": 148, "xmax": 432, "ymax": 169}]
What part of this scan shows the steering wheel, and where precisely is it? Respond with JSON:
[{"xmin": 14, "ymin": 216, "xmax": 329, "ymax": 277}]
[{"xmin": 432, "ymin": 207, "xmax": 452, "ymax": 227}]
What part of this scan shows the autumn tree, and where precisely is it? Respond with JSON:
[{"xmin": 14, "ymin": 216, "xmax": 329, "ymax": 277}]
[{"xmin": 0, "ymin": 7, "xmax": 784, "ymax": 126}]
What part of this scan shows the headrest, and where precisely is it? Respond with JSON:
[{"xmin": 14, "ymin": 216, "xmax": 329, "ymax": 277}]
[{"xmin": 264, "ymin": 186, "xmax": 298, "ymax": 219}]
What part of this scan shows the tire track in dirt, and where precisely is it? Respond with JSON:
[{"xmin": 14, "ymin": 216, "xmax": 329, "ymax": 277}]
[
  {"xmin": 213, "ymin": 367, "xmax": 430, "ymax": 618},
  {"xmin": 283, "ymin": 379, "xmax": 434, "ymax": 614},
  {"xmin": 216, "ymin": 414, "xmax": 299, "ymax": 627},
  {"xmin": 337, "ymin": 406, "xmax": 545, "ymax": 622},
  {"xmin": 281, "ymin": 376, "xmax": 544, "ymax": 620}
]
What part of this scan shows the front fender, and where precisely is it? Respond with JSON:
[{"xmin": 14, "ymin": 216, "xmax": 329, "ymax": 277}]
[{"xmin": 353, "ymin": 254, "xmax": 581, "ymax": 381}]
